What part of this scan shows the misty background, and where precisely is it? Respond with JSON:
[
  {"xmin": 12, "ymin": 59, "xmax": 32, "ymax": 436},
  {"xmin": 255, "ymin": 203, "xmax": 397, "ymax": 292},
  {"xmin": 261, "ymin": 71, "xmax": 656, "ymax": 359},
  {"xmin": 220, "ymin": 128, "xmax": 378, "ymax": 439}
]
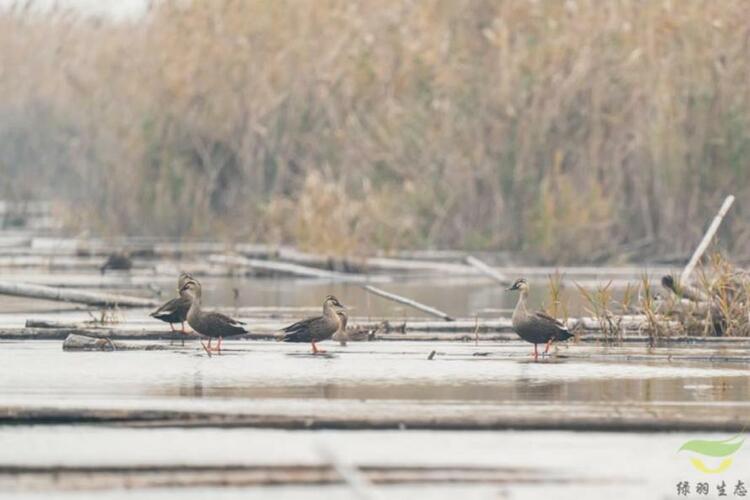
[{"xmin": 0, "ymin": 0, "xmax": 748, "ymax": 263}]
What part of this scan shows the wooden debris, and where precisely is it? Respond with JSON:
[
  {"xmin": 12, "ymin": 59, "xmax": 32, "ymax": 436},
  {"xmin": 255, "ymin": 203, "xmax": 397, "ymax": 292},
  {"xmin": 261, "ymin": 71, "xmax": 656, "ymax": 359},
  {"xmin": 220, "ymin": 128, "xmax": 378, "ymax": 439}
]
[
  {"xmin": 208, "ymin": 254, "xmax": 379, "ymax": 282},
  {"xmin": 62, "ymin": 334, "xmax": 168, "ymax": 351},
  {"xmin": 0, "ymin": 280, "xmax": 158, "ymax": 308},
  {"xmin": 681, "ymin": 194, "xmax": 735, "ymax": 283},
  {"xmin": 0, "ymin": 463, "xmax": 560, "ymax": 491},
  {"xmin": 0, "ymin": 400, "xmax": 745, "ymax": 432},
  {"xmin": 465, "ymin": 255, "xmax": 510, "ymax": 285},
  {"xmin": 361, "ymin": 257, "xmax": 473, "ymax": 275},
  {"xmin": 361, "ymin": 284, "xmax": 455, "ymax": 321}
]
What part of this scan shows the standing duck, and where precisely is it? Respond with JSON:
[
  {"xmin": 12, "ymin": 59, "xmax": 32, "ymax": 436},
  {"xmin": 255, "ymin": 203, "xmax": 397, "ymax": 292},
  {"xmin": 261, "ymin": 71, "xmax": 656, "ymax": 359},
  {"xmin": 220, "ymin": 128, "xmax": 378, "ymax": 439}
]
[
  {"xmin": 181, "ymin": 280, "xmax": 247, "ymax": 354},
  {"xmin": 282, "ymin": 295, "xmax": 345, "ymax": 354},
  {"xmin": 507, "ymin": 278, "xmax": 573, "ymax": 359},
  {"xmin": 150, "ymin": 272, "xmax": 197, "ymax": 337}
]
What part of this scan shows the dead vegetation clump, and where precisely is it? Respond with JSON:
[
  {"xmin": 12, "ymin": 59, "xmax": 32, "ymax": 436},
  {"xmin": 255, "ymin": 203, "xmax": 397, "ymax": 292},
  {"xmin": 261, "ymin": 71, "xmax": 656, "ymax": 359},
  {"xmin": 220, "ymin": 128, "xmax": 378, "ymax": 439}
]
[{"xmin": 660, "ymin": 253, "xmax": 750, "ymax": 337}]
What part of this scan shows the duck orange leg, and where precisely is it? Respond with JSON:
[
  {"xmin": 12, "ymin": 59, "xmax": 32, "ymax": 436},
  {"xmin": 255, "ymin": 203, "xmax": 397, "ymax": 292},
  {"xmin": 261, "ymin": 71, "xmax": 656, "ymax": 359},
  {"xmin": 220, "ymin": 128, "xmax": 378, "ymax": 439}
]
[
  {"xmin": 311, "ymin": 341, "xmax": 326, "ymax": 354},
  {"xmin": 217, "ymin": 337, "xmax": 223, "ymax": 354},
  {"xmin": 533, "ymin": 343, "xmax": 539, "ymax": 360}
]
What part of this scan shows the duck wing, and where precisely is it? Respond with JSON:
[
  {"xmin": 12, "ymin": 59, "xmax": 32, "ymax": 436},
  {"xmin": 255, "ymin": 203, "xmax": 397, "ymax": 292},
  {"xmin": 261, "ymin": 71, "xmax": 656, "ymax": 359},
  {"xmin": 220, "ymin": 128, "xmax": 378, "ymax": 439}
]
[
  {"xmin": 150, "ymin": 296, "xmax": 190, "ymax": 321},
  {"xmin": 201, "ymin": 311, "xmax": 248, "ymax": 336},
  {"xmin": 282, "ymin": 315, "xmax": 336, "ymax": 343},
  {"xmin": 533, "ymin": 311, "xmax": 567, "ymax": 329},
  {"xmin": 531, "ymin": 311, "xmax": 573, "ymax": 341},
  {"xmin": 208, "ymin": 311, "xmax": 246, "ymax": 326}
]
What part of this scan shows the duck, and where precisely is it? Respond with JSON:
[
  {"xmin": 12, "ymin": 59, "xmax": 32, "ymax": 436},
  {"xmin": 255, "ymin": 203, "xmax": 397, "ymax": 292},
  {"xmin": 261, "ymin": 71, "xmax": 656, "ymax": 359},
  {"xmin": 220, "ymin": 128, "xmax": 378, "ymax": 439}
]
[
  {"xmin": 150, "ymin": 272, "xmax": 197, "ymax": 337},
  {"xmin": 661, "ymin": 275, "xmax": 710, "ymax": 303},
  {"xmin": 332, "ymin": 310, "xmax": 349, "ymax": 346},
  {"xmin": 100, "ymin": 251, "xmax": 133, "ymax": 274},
  {"xmin": 282, "ymin": 295, "xmax": 345, "ymax": 354},
  {"xmin": 180, "ymin": 279, "xmax": 247, "ymax": 354},
  {"xmin": 661, "ymin": 274, "xmax": 726, "ymax": 336},
  {"xmin": 507, "ymin": 278, "xmax": 573, "ymax": 359}
]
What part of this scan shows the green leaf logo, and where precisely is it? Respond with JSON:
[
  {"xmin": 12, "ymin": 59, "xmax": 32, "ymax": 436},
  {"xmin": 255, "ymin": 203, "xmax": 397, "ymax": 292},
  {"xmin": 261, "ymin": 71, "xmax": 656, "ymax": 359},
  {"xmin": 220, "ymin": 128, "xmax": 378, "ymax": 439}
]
[
  {"xmin": 679, "ymin": 434, "xmax": 744, "ymax": 473},
  {"xmin": 679, "ymin": 435, "xmax": 744, "ymax": 458}
]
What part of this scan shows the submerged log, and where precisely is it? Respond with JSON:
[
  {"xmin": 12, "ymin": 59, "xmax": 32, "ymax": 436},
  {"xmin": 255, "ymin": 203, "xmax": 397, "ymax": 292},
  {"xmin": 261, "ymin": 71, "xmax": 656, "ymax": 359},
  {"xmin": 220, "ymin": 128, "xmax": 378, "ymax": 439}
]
[{"xmin": 0, "ymin": 280, "xmax": 159, "ymax": 308}]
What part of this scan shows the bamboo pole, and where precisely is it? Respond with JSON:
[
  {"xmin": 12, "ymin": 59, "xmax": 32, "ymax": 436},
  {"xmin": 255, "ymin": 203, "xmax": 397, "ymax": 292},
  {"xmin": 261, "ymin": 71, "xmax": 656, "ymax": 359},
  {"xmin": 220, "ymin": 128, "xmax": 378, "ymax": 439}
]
[
  {"xmin": 360, "ymin": 284, "xmax": 455, "ymax": 321},
  {"xmin": 0, "ymin": 280, "xmax": 159, "ymax": 308},
  {"xmin": 681, "ymin": 195, "xmax": 735, "ymax": 283},
  {"xmin": 464, "ymin": 256, "xmax": 510, "ymax": 285}
]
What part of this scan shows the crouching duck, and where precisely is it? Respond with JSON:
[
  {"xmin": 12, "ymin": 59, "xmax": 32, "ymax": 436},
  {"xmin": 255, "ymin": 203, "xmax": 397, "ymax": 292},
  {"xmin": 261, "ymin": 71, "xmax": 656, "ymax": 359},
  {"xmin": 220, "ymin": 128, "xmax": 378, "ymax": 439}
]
[
  {"xmin": 282, "ymin": 295, "xmax": 345, "ymax": 354},
  {"xmin": 507, "ymin": 278, "xmax": 573, "ymax": 359},
  {"xmin": 180, "ymin": 280, "xmax": 247, "ymax": 354},
  {"xmin": 100, "ymin": 251, "xmax": 132, "ymax": 274}
]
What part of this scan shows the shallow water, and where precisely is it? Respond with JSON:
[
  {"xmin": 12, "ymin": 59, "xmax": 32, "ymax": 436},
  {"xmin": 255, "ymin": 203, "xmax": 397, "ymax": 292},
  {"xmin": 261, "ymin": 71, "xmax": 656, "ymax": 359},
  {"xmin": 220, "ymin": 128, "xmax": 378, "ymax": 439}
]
[
  {"xmin": 0, "ymin": 272, "xmax": 743, "ymax": 499},
  {"xmin": 1, "ymin": 339, "xmax": 748, "ymax": 499},
  {"xmin": 0, "ymin": 341, "xmax": 747, "ymax": 406},
  {"xmin": 0, "ymin": 270, "xmax": 667, "ymax": 318}
]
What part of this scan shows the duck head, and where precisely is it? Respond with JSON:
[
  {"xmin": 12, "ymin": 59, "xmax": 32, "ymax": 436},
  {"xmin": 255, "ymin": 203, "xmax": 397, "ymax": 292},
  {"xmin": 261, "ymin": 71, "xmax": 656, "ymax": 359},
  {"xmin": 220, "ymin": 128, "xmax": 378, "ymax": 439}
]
[
  {"xmin": 178, "ymin": 271, "xmax": 196, "ymax": 290},
  {"xmin": 661, "ymin": 275, "xmax": 675, "ymax": 291},
  {"xmin": 506, "ymin": 278, "xmax": 529, "ymax": 293},
  {"xmin": 179, "ymin": 279, "xmax": 202, "ymax": 299},
  {"xmin": 324, "ymin": 294, "xmax": 346, "ymax": 309}
]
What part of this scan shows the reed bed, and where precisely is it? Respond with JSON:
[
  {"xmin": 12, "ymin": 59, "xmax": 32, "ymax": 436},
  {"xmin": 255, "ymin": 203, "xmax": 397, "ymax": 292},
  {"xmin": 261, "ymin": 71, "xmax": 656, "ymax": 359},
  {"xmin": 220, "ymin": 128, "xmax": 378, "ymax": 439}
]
[{"xmin": 1, "ymin": 1, "xmax": 749, "ymax": 261}]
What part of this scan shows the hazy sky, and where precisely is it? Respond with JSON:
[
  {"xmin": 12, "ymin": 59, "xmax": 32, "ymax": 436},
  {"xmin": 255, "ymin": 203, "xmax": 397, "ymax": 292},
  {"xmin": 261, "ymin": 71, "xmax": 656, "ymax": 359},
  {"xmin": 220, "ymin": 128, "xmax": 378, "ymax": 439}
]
[{"xmin": 0, "ymin": 0, "xmax": 148, "ymax": 20}]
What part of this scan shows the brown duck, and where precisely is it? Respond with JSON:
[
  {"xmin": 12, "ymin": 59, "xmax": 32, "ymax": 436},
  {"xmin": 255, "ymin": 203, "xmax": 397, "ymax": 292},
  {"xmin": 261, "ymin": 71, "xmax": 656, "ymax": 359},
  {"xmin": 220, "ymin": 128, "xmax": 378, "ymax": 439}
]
[
  {"xmin": 181, "ymin": 280, "xmax": 247, "ymax": 354},
  {"xmin": 332, "ymin": 310, "xmax": 349, "ymax": 346},
  {"xmin": 282, "ymin": 295, "xmax": 345, "ymax": 354},
  {"xmin": 150, "ymin": 272, "xmax": 197, "ymax": 335},
  {"xmin": 507, "ymin": 278, "xmax": 573, "ymax": 359}
]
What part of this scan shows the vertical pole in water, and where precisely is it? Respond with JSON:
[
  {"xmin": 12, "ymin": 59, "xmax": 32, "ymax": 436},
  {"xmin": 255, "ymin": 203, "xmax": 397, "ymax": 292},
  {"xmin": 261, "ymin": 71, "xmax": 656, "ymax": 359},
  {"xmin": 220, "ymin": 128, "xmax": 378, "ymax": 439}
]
[{"xmin": 680, "ymin": 195, "xmax": 735, "ymax": 284}]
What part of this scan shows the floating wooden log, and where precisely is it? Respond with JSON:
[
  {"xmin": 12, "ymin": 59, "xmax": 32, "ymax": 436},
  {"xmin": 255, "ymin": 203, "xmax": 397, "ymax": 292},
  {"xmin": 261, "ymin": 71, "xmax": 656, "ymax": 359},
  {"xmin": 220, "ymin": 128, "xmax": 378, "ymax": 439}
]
[
  {"xmin": 208, "ymin": 254, "xmax": 378, "ymax": 282},
  {"xmin": 361, "ymin": 284, "xmax": 455, "ymax": 321},
  {"xmin": 0, "ymin": 280, "xmax": 158, "ymax": 308},
  {"xmin": 681, "ymin": 194, "xmax": 735, "ymax": 283},
  {"xmin": 465, "ymin": 256, "xmax": 510, "ymax": 285},
  {"xmin": 0, "ymin": 463, "xmax": 557, "ymax": 491},
  {"xmin": 0, "ymin": 400, "xmax": 744, "ymax": 432},
  {"xmin": 2, "ymin": 313, "xmax": 690, "ymax": 341},
  {"xmin": 361, "ymin": 257, "xmax": 474, "ymax": 275}
]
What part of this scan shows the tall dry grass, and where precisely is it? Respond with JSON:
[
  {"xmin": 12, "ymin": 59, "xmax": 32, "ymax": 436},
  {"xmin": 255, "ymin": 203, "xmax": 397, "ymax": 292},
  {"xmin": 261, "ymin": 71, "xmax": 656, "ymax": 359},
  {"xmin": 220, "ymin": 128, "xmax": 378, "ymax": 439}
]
[{"xmin": 1, "ymin": 0, "xmax": 749, "ymax": 261}]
